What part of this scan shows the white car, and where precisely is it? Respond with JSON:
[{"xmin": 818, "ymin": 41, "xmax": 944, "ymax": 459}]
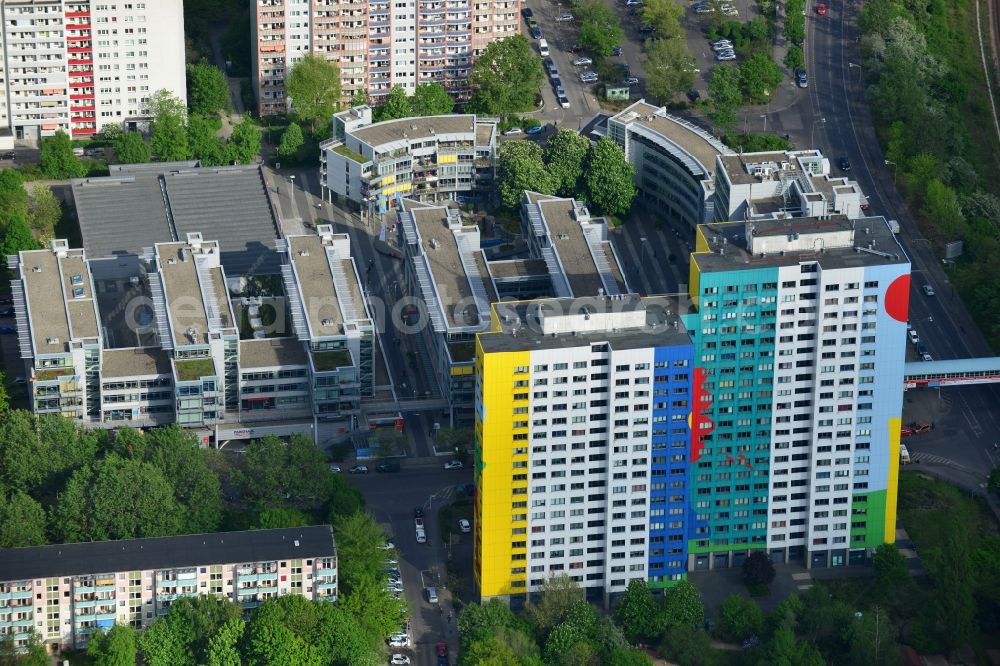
[
  {"xmin": 502, "ymin": 127, "xmax": 523, "ymax": 136},
  {"xmin": 711, "ymin": 39, "xmax": 732, "ymax": 48},
  {"xmin": 349, "ymin": 465, "xmax": 368, "ymax": 474},
  {"xmin": 716, "ymin": 52, "xmax": 737, "ymax": 61},
  {"xmin": 908, "ymin": 330, "xmax": 919, "ymax": 344},
  {"xmin": 921, "ymin": 352, "xmax": 933, "ymax": 361},
  {"xmin": 388, "ymin": 635, "xmax": 409, "ymax": 648},
  {"xmin": 555, "ymin": 13, "xmax": 574, "ymax": 21},
  {"xmin": 443, "ymin": 460, "xmax": 464, "ymax": 470},
  {"xmin": 459, "ymin": 518, "xmax": 471, "ymax": 533},
  {"xmin": 712, "ymin": 42, "xmax": 733, "ymax": 52},
  {"xmin": 386, "ymin": 582, "xmax": 404, "ymax": 593},
  {"xmin": 559, "ymin": 96, "xmax": 571, "ymax": 109},
  {"xmin": 415, "ymin": 527, "xmax": 427, "ymax": 543},
  {"xmin": 572, "ymin": 57, "xmax": 592, "ymax": 66},
  {"xmin": 328, "ymin": 464, "xmax": 341, "ymax": 473},
  {"xmin": 391, "ymin": 656, "xmax": 412, "ymax": 665}
]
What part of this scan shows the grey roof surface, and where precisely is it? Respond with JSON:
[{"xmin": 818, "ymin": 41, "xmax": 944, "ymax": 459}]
[
  {"xmin": 409, "ymin": 205, "xmax": 477, "ymax": 328},
  {"xmin": 693, "ymin": 217, "xmax": 908, "ymax": 273},
  {"xmin": 480, "ymin": 295, "xmax": 691, "ymax": 354},
  {"xmin": 0, "ymin": 526, "xmax": 336, "ymax": 581},
  {"xmin": 350, "ymin": 115, "xmax": 476, "ymax": 148},
  {"xmin": 74, "ymin": 164, "xmax": 281, "ymax": 277},
  {"xmin": 239, "ymin": 338, "xmax": 309, "ymax": 368},
  {"xmin": 287, "ymin": 235, "xmax": 352, "ymax": 337},
  {"xmin": 536, "ymin": 198, "xmax": 627, "ymax": 297},
  {"xmin": 20, "ymin": 247, "xmax": 100, "ymax": 355},
  {"xmin": 718, "ymin": 152, "xmax": 790, "ymax": 185},
  {"xmin": 487, "ymin": 258, "xmax": 549, "ymax": 279},
  {"xmin": 102, "ymin": 348, "xmax": 171, "ymax": 378}
]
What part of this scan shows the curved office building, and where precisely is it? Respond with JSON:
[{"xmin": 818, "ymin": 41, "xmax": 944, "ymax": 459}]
[{"xmin": 606, "ymin": 100, "xmax": 733, "ymax": 231}]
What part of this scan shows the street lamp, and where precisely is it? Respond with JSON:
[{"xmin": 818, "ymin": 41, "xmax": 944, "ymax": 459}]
[
  {"xmin": 760, "ymin": 114, "xmax": 768, "ymax": 134},
  {"xmin": 847, "ymin": 62, "xmax": 863, "ymax": 87},
  {"xmin": 810, "ymin": 117, "xmax": 826, "ymax": 147},
  {"xmin": 884, "ymin": 159, "xmax": 897, "ymax": 185}
]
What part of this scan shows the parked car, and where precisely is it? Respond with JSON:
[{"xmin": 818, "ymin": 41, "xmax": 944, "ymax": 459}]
[
  {"xmin": 555, "ymin": 13, "xmax": 574, "ymax": 21},
  {"xmin": 612, "ymin": 46, "xmax": 623, "ymax": 56},
  {"xmin": 0, "ymin": 325, "xmax": 16, "ymax": 334},
  {"xmin": 415, "ymin": 517, "xmax": 425, "ymax": 529},
  {"xmin": 716, "ymin": 51, "xmax": 737, "ymax": 61},
  {"xmin": 415, "ymin": 527, "xmax": 427, "ymax": 543},
  {"xmin": 388, "ymin": 634, "xmax": 410, "ymax": 648},
  {"xmin": 526, "ymin": 124, "xmax": 544, "ymax": 135},
  {"xmin": 558, "ymin": 95, "xmax": 571, "ymax": 109},
  {"xmin": 425, "ymin": 586, "xmax": 439, "ymax": 603},
  {"xmin": 900, "ymin": 425, "xmax": 914, "ymax": 437},
  {"xmin": 529, "ymin": 25, "xmax": 541, "ymax": 39},
  {"xmin": 687, "ymin": 89, "xmax": 701, "ymax": 102},
  {"xmin": 796, "ymin": 69, "xmax": 808, "ymax": 88},
  {"xmin": 555, "ymin": 86, "xmax": 566, "ymax": 98},
  {"xmin": 0, "ymin": 151, "xmax": 15, "ymax": 160},
  {"xmin": 386, "ymin": 582, "xmax": 404, "ymax": 593},
  {"xmin": 13, "ymin": 376, "xmax": 26, "ymax": 385},
  {"xmin": 414, "ymin": 506, "xmax": 424, "ymax": 518},
  {"xmin": 838, "ymin": 155, "xmax": 851, "ymax": 171},
  {"xmin": 572, "ymin": 56, "xmax": 592, "ymax": 66},
  {"xmin": 443, "ymin": 460, "xmax": 464, "ymax": 470},
  {"xmin": 391, "ymin": 655, "xmax": 412, "ymax": 665},
  {"xmin": 502, "ymin": 127, "xmax": 523, "ymax": 136},
  {"xmin": 816, "ymin": 2, "xmax": 827, "ymax": 15},
  {"xmin": 521, "ymin": 6, "xmax": 533, "ymax": 17},
  {"xmin": 922, "ymin": 284, "xmax": 935, "ymax": 296},
  {"xmin": 624, "ymin": 76, "xmax": 639, "ymax": 86},
  {"xmin": 376, "ymin": 461, "xmax": 401, "ymax": 473},
  {"xmin": 921, "ymin": 351, "xmax": 933, "ymax": 361},
  {"xmin": 907, "ymin": 329, "xmax": 920, "ymax": 344},
  {"xmin": 349, "ymin": 464, "xmax": 368, "ymax": 474},
  {"xmin": 712, "ymin": 42, "xmax": 733, "ymax": 52},
  {"xmin": 579, "ymin": 71, "xmax": 598, "ymax": 83},
  {"xmin": 328, "ymin": 464, "xmax": 341, "ymax": 473},
  {"xmin": 459, "ymin": 518, "xmax": 471, "ymax": 533}
]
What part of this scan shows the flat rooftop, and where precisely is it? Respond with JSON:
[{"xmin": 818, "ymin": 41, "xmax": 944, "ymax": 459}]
[
  {"xmin": 74, "ymin": 163, "xmax": 281, "ymax": 277},
  {"xmin": 0, "ymin": 526, "xmax": 336, "ymax": 581},
  {"xmin": 487, "ymin": 258, "xmax": 549, "ymax": 279},
  {"xmin": 350, "ymin": 114, "xmax": 476, "ymax": 148},
  {"xmin": 407, "ymin": 203, "xmax": 482, "ymax": 328},
  {"xmin": 157, "ymin": 243, "xmax": 210, "ymax": 346},
  {"xmin": 530, "ymin": 195, "xmax": 629, "ymax": 297},
  {"xmin": 239, "ymin": 338, "xmax": 309, "ymax": 369},
  {"xmin": 102, "ymin": 347, "xmax": 171, "ymax": 378},
  {"xmin": 20, "ymin": 246, "xmax": 100, "ymax": 355},
  {"xmin": 475, "ymin": 122, "xmax": 495, "ymax": 146},
  {"xmin": 693, "ymin": 217, "xmax": 908, "ymax": 273},
  {"xmin": 718, "ymin": 152, "xmax": 791, "ymax": 185},
  {"xmin": 287, "ymin": 234, "xmax": 365, "ymax": 338},
  {"xmin": 479, "ymin": 295, "xmax": 691, "ymax": 355},
  {"xmin": 613, "ymin": 101, "xmax": 729, "ymax": 176}
]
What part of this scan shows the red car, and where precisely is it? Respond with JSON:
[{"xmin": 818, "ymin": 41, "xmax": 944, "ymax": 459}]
[
  {"xmin": 816, "ymin": 2, "xmax": 827, "ymax": 15},
  {"xmin": 900, "ymin": 425, "xmax": 914, "ymax": 437}
]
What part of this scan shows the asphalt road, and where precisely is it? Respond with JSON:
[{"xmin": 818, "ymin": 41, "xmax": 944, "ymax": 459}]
[
  {"xmin": 350, "ymin": 460, "xmax": 474, "ymax": 666},
  {"xmin": 767, "ymin": 0, "xmax": 1000, "ymax": 478}
]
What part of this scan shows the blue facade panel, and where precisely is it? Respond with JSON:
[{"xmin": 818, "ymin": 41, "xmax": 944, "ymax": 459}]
[{"xmin": 648, "ymin": 343, "xmax": 694, "ymax": 585}]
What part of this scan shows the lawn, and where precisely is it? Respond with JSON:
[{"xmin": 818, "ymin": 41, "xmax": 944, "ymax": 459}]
[
  {"xmin": 897, "ymin": 471, "xmax": 998, "ymax": 553},
  {"xmin": 437, "ymin": 498, "xmax": 473, "ymax": 544},
  {"xmin": 174, "ymin": 358, "xmax": 216, "ymax": 381},
  {"xmin": 333, "ymin": 144, "xmax": 368, "ymax": 164},
  {"xmin": 35, "ymin": 367, "xmax": 74, "ymax": 381},
  {"xmin": 313, "ymin": 349, "xmax": 351, "ymax": 371}
]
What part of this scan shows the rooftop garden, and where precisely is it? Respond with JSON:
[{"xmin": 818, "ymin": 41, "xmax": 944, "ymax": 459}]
[
  {"xmin": 34, "ymin": 367, "xmax": 74, "ymax": 382},
  {"xmin": 174, "ymin": 358, "xmax": 216, "ymax": 382},
  {"xmin": 333, "ymin": 144, "xmax": 368, "ymax": 164},
  {"xmin": 313, "ymin": 350, "xmax": 352, "ymax": 371},
  {"xmin": 448, "ymin": 340, "xmax": 476, "ymax": 363}
]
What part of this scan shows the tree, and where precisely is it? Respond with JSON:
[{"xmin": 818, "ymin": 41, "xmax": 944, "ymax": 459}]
[
  {"xmin": 525, "ymin": 574, "xmax": 584, "ymax": 636},
  {"xmin": 87, "ymin": 624, "xmax": 137, "ymax": 666},
  {"xmin": 50, "ymin": 455, "xmax": 184, "ymax": 542},
  {"xmin": 576, "ymin": 0, "xmax": 623, "ymax": 59},
  {"xmin": 139, "ymin": 596, "xmax": 243, "ymax": 666},
  {"xmin": 0, "ymin": 169, "xmax": 28, "ymax": 227},
  {"xmin": 642, "ymin": 0, "xmax": 683, "ymax": 38},
  {"xmin": 187, "ymin": 114, "xmax": 228, "ymax": 166},
  {"xmin": 708, "ymin": 64, "xmax": 742, "ymax": 134},
  {"xmin": 645, "ymin": 37, "xmax": 697, "ymax": 104},
  {"xmin": 350, "ymin": 90, "xmax": 370, "ymax": 108},
  {"xmin": 1, "ymin": 633, "xmax": 51, "ymax": 666},
  {"xmin": 930, "ymin": 527, "xmax": 976, "ymax": 654},
  {"xmin": 278, "ymin": 122, "xmax": 305, "ymax": 158},
  {"xmin": 989, "ymin": 465, "xmax": 1000, "ymax": 493},
  {"xmin": 765, "ymin": 625, "xmax": 824, "ymax": 666},
  {"xmin": 411, "ymin": 83, "xmax": 454, "ymax": 116},
  {"xmin": 461, "ymin": 636, "xmax": 519, "ymax": 666},
  {"xmin": 714, "ymin": 593, "xmax": 763, "ymax": 643},
  {"xmin": 458, "ymin": 599, "xmax": 521, "ymax": 644},
  {"xmin": 872, "ymin": 543, "xmax": 909, "ymax": 589},
  {"xmin": 433, "ymin": 427, "xmax": 474, "ymax": 456},
  {"xmin": 607, "ymin": 648, "xmax": 652, "ymax": 666},
  {"xmin": 244, "ymin": 613, "xmax": 321, "ymax": 666},
  {"xmin": 140, "ymin": 425, "xmax": 223, "ymax": 534},
  {"xmin": 738, "ymin": 53, "xmax": 783, "ymax": 102},
  {"xmin": 660, "ymin": 580, "xmax": 705, "ymax": 631},
  {"xmin": 468, "ymin": 35, "xmax": 544, "ymax": 114},
  {"xmin": 784, "ymin": 45, "xmax": 804, "ymax": 72},
  {"xmin": 372, "ymin": 427, "xmax": 406, "ymax": 459},
  {"xmin": 286, "ymin": 54, "xmax": 342, "ymax": 132},
  {"xmin": 205, "ymin": 618, "xmax": 244, "ymax": 666},
  {"xmin": 0, "ymin": 217, "xmax": 39, "ymax": 262},
  {"xmin": 742, "ymin": 551, "xmax": 776, "ymax": 588},
  {"xmin": 0, "ymin": 490, "xmax": 46, "ymax": 547},
  {"xmin": 39, "ymin": 130, "xmax": 86, "ymax": 179},
  {"xmin": 338, "ymin": 576, "xmax": 408, "ymax": 648},
  {"xmin": 613, "ymin": 580, "xmax": 658, "ymax": 642},
  {"xmin": 497, "ymin": 140, "xmax": 555, "ymax": 209},
  {"xmin": 24, "ymin": 183, "xmax": 61, "ymax": 238},
  {"xmin": 379, "ymin": 85, "xmax": 412, "ymax": 121},
  {"xmin": 583, "ymin": 137, "xmax": 636, "ymax": 217},
  {"xmin": 150, "ymin": 90, "xmax": 190, "ymax": 161},
  {"xmin": 543, "ymin": 129, "xmax": 590, "ymax": 197},
  {"xmin": 334, "ymin": 510, "xmax": 390, "ymax": 593},
  {"xmin": 114, "ymin": 131, "xmax": 152, "ymax": 164},
  {"xmin": 187, "ymin": 62, "xmax": 231, "ymax": 116},
  {"xmin": 227, "ymin": 114, "xmax": 261, "ymax": 164},
  {"xmin": 253, "ymin": 507, "xmax": 312, "ymax": 529},
  {"xmin": 848, "ymin": 606, "xmax": 901, "ymax": 666},
  {"xmin": 658, "ymin": 624, "xmax": 716, "ymax": 666}
]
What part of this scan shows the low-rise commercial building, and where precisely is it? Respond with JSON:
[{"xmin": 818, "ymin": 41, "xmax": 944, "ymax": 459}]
[
  {"xmin": 0, "ymin": 526, "xmax": 337, "ymax": 653},
  {"xmin": 320, "ymin": 106, "xmax": 497, "ymax": 214}
]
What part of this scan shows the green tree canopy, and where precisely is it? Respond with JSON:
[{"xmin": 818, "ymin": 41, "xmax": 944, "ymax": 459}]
[
  {"xmin": 187, "ymin": 62, "xmax": 231, "ymax": 116},
  {"xmin": 139, "ymin": 596, "xmax": 243, "ymax": 666},
  {"xmin": 0, "ymin": 489, "xmax": 46, "ymax": 547},
  {"xmin": 576, "ymin": 0, "xmax": 623, "ymax": 59},
  {"xmin": 642, "ymin": 0, "xmax": 683, "ymax": 38},
  {"xmin": 468, "ymin": 35, "xmax": 544, "ymax": 114},
  {"xmin": 0, "ymin": 169, "xmax": 28, "ymax": 228},
  {"xmin": 583, "ymin": 137, "xmax": 636, "ymax": 217},
  {"xmin": 39, "ymin": 130, "xmax": 86, "ymax": 179},
  {"xmin": 713, "ymin": 593, "xmax": 763, "ymax": 643},
  {"xmin": 411, "ymin": 82, "xmax": 454, "ymax": 116},
  {"xmin": 461, "ymin": 636, "xmax": 519, "ymax": 666},
  {"xmin": 661, "ymin": 580, "xmax": 706, "ymax": 631},
  {"xmin": 227, "ymin": 114, "xmax": 262, "ymax": 165},
  {"xmin": 139, "ymin": 425, "xmax": 223, "ymax": 534},
  {"xmin": 645, "ymin": 37, "xmax": 697, "ymax": 104},
  {"xmin": 765, "ymin": 624, "xmax": 824, "ymax": 666},
  {"xmin": 739, "ymin": 53, "xmax": 783, "ymax": 102},
  {"xmin": 543, "ymin": 129, "xmax": 590, "ymax": 197},
  {"xmin": 114, "ymin": 131, "xmax": 152, "ymax": 164},
  {"xmin": 87, "ymin": 624, "xmax": 137, "ymax": 666},
  {"xmin": 51, "ymin": 454, "xmax": 184, "ymax": 542},
  {"xmin": 334, "ymin": 510, "xmax": 389, "ymax": 593},
  {"xmin": 459, "ymin": 598, "xmax": 522, "ymax": 644},
  {"xmin": 205, "ymin": 618, "xmax": 244, "ymax": 666},
  {"xmin": 278, "ymin": 122, "xmax": 305, "ymax": 159},
  {"xmin": 872, "ymin": 543, "xmax": 910, "ymax": 590},
  {"xmin": 742, "ymin": 551, "xmax": 776, "ymax": 588},
  {"xmin": 613, "ymin": 580, "xmax": 658, "ymax": 643},
  {"xmin": 187, "ymin": 114, "xmax": 228, "ymax": 166},
  {"xmin": 497, "ymin": 140, "xmax": 555, "ymax": 209},
  {"xmin": 25, "ymin": 183, "xmax": 62, "ymax": 237},
  {"xmin": 379, "ymin": 85, "xmax": 411, "ymax": 121},
  {"xmin": 252, "ymin": 507, "xmax": 312, "ymax": 530},
  {"xmin": 286, "ymin": 54, "xmax": 342, "ymax": 132},
  {"xmin": 708, "ymin": 64, "xmax": 742, "ymax": 134},
  {"xmin": 525, "ymin": 574, "xmax": 585, "ymax": 637},
  {"xmin": 150, "ymin": 90, "xmax": 191, "ymax": 161}
]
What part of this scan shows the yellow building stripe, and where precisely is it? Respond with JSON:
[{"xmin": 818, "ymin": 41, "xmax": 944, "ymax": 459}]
[
  {"xmin": 473, "ymin": 343, "xmax": 530, "ymax": 599},
  {"xmin": 884, "ymin": 417, "xmax": 901, "ymax": 543},
  {"xmin": 688, "ymin": 254, "xmax": 702, "ymax": 310},
  {"xmin": 437, "ymin": 153, "xmax": 458, "ymax": 164}
]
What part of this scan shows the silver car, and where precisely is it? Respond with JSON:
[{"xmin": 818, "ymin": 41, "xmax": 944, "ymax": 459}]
[{"xmin": 572, "ymin": 56, "xmax": 592, "ymax": 66}]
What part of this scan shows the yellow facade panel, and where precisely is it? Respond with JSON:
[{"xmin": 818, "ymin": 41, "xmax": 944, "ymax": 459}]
[
  {"xmin": 437, "ymin": 153, "xmax": 458, "ymax": 164},
  {"xmin": 688, "ymin": 254, "xmax": 702, "ymax": 309},
  {"xmin": 884, "ymin": 417, "xmax": 901, "ymax": 543}
]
